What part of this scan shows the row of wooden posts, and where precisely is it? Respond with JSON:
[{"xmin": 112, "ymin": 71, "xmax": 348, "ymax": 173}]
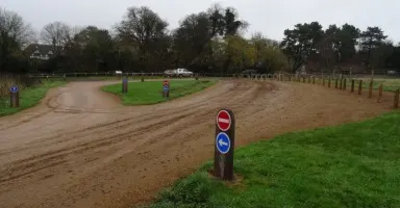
[{"xmin": 249, "ymin": 74, "xmax": 400, "ymax": 109}]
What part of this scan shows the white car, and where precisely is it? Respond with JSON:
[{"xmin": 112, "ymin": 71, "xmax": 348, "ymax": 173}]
[{"xmin": 164, "ymin": 68, "xmax": 194, "ymax": 78}]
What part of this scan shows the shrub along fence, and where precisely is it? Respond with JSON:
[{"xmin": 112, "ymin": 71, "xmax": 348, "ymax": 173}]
[{"xmin": 0, "ymin": 74, "xmax": 43, "ymax": 97}]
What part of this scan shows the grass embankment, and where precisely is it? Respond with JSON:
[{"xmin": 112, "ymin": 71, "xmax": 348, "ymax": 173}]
[
  {"xmin": 148, "ymin": 111, "xmax": 400, "ymax": 208},
  {"xmin": 0, "ymin": 81, "xmax": 66, "ymax": 116},
  {"xmin": 361, "ymin": 78, "xmax": 400, "ymax": 92},
  {"xmin": 102, "ymin": 80, "xmax": 217, "ymax": 105}
]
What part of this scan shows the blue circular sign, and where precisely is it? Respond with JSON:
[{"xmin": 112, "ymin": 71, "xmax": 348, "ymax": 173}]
[
  {"xmin": 10, "ymin": 85, "xmax": 19, "ymax": 93},
  {"xmin": 163, "ymin": 85, "xmax": 169, "ymax": 92},
  {"xmin": 216, "ymin": 132, "xmax": 231, "ymax": 154},
  {"xmin": 122, "ymin": 78, "xmax": 128, "ymax": 83}
]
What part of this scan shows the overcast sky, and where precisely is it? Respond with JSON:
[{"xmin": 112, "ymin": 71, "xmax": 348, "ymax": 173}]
[{"xmin": 1, "ymin": 0, "xmax": 399, "ymax": 42}]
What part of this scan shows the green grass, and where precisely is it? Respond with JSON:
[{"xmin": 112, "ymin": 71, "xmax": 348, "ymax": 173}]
[
  {"xmin": 0, "ymin": 81, "xmax": 66, "ymax": 116},
  {"xmin": 361, "ymin": 78, "xmax": 400, "ymax": 92},
  {"xmin": 102, "ymin": 80, "xmax": 217, "ymax": 105},
  {"xmin": 66, "ymin": 76, "xmax": 165, "ymax": 81},
  {"xmin": 148, "ymin": 111, "xmax": 400, "ymax": 208}
]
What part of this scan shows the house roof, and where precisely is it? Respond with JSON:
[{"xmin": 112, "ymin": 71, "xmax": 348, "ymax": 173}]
[{"xmin": 24, "ymin": 44, "xmax": 63, "ymax": 56}]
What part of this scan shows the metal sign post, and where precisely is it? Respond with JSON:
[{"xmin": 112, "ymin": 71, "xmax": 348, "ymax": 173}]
[
  {"xmin": 122, "ymin": 78, "xmax": 128, "ymax": 93},
  {"xmin": 10, "ymin": 85, "xmax": 19, "ymax": 108},
  {"xmin": 162, "ymin": 80, "xmax": 170, "ymax": 99},
  {"xmin": 214, "ymin": 109, "xmax": 235, "ymax": 181}
]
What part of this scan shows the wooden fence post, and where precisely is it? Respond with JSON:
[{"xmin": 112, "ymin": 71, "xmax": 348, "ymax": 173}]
[
  {"xmin": 335, "ymin": 79, "xmax": 338, "ymax": 89},
  {"xmin": 339, "ymin": 78, "xmax": 343, "ymax": 89},
  {"xmin": 351, "ymin": 79, "xmax": 355, "ymax": 92},
  {"xmin": 378, "ymin": 84, "xmax": 383, "ymax": 103},
  {"xmin": 394, "ymin": 88, "xmax": 399, "ymax": 109},
  {"xmin": 328, "ymin": 78, "xmax": 331, "ymax": 88},
  {"xmin": 368, "ymin": 80, "xmax": 373, "ymax": 98},
  {"xmin": 358, "ymin": 80, "xmax": 362, "ymax": 95}
]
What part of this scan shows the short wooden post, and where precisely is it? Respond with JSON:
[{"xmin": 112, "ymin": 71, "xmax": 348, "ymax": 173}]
[
  {"xmin": 378, "ymin": 84, "xmax": 383, "ymax": 103},
  {"xmin": 335, "ymin": 79, "xmax": 338, "ymax": 89},
  {"xmin": 328, "ymin": 78, "xmax": 331, "ymax": 88},
  {"xmin": 351, "ymin": 79, "xmax": 355, "ymax": 92},
  {"xmin": 394, "ymin": 88, "xmax": 400, "ymax": 109},
  {"xmin": 339, "ymin": 78, "xmax": 343, "ymax": 89},
  {"xmin": 358, "ymin": 80, "xmax": 362, "ymax": 95},
  {"xmin": 368, "ymin": 80, "xmax": 373, "ymax": 98}
]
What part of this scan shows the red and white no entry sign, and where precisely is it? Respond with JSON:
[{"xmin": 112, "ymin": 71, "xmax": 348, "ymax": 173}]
[{"xmin": 216, "ymin": 109, "xmax": 231, "ymax": 131}]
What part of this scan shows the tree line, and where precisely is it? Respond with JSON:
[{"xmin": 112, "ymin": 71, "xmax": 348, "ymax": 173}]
[{"xmin": 1, "ymin": 4, "xmax": 399, "ymax": 75}]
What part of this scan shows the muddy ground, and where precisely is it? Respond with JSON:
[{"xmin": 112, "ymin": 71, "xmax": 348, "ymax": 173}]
[{"xmin": 0, "ymin": 79, "xmax": 394, "ymax": 208}]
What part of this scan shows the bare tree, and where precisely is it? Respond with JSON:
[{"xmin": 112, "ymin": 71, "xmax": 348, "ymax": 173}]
[
  {"xmin": 40, "ymin": 21, "xmax": 71, "ymax": 47},
  {"xmin": 116, "ymin": 6, "xmax": 168, "ymax": 70},
  {"xmin": 0, "ymin": 7, "xmax": 35, "ymax": 47},
  {"xmin": 0, "ymin": 7, "xmax": 35, "ymax": 72}
]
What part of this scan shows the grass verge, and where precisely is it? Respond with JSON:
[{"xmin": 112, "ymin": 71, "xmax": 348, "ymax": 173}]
[
  {"xmin": 101, "ymin": 80, "xmax": 217, "ymax": 105},
  {"xmin": 0, "ymin": 81, "xmax": 66, "ymax": 116},
  {"xmin": 67, "ymin": 76, "xmax": 165, "ymax": 81},
  {"xmin": 361, "ymin": 78, "xmax": 400, "ymax": 92},
  {"xmin": 148, "ymin": 111, "xmax": 400, "ymax": 208}
]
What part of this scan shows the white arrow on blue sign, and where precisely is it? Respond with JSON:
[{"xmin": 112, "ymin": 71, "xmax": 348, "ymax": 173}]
[
  {"xmin": 163, "ymin": 85, "xmax": 169, "ymax": 92},
  {"xmin": 10, "ymin": 85, "xmax": 19, "ymax": 93},
  {"xmin": 216, "ymin": 132, "xmax": 231, "ymax": 154}
]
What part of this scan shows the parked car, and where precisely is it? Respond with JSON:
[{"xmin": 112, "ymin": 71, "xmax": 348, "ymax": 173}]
[
  {"xmin": 164, "ymin": 68, "xmax": 194, "ymax": 78},
  {"xmin": 387, "ymin": 70, "xmax": 398, "ymax": 75},
  {"xmin": 164, "ymin": 70, "xmax": 174, "ymax": 77}
]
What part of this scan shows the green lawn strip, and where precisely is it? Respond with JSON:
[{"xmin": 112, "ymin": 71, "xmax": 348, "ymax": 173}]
[
  {"xmin": 0, "ymin": 81, "xmax": 66, "ymax": 116},
  {"xmin": 361, "ymin": 79, "xmax": 400, "ymax": 92},
  {"xmin": 102, "ymin": 80, "xmax": 217, "ymax": 105},
  {"xmin": 148, "ymin": 111, "xmax": 400, "ymax": 208},
  {"xmin": 67, "ymin": 76, "xmax": 165, "ymax": 81}
]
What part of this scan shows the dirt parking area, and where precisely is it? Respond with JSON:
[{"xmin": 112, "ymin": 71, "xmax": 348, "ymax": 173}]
[{"xmin": 0, "ymin": 79, "xmax": 393, "ymax": 208}]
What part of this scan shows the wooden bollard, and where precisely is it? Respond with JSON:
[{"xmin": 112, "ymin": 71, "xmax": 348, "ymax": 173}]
[
  {"xmin": 351, "ymin": 79, "xmax": 355, "ymax": 92},
  {"xmin": 339, "ymin": 78, "xmax": 343, "ymax": 89},
  {"xmin": 328, "ymin": 78, "xmax": 331, "ymax": 88},
  {"xmin": 9, "ymin": 85, "xmax": 20, "ymax": 108},
  {"xmin": 368, "ymin": 81, "xmax": 373, "ymax": 98},
  {"xmin": 358, "ymin": 80, "xmax": 362, "ymax": 95},
  {"xmin": 394, "ymin": 89, "xmax": 400, "ymax": 108},
  {"xmin": 335, "ymin": 79, "xmax": 338, "ymax": 89},
  {"xmin": 378, "ymin": 84, "xmax": 383, "ymax": 103}
]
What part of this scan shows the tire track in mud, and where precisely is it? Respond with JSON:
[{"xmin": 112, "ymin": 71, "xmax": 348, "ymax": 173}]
[
  {"xmin": 0, "ymin": 79, "xmax": 393, "ymax": 208},
  {"xmin": 0, "ymin": 81, "xmax": 249, "ymax": 187}
]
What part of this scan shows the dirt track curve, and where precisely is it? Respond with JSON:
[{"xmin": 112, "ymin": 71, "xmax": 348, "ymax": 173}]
[{"xmin": 0, "ymin": 79, "xmax": 393, "ymax": 208}]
